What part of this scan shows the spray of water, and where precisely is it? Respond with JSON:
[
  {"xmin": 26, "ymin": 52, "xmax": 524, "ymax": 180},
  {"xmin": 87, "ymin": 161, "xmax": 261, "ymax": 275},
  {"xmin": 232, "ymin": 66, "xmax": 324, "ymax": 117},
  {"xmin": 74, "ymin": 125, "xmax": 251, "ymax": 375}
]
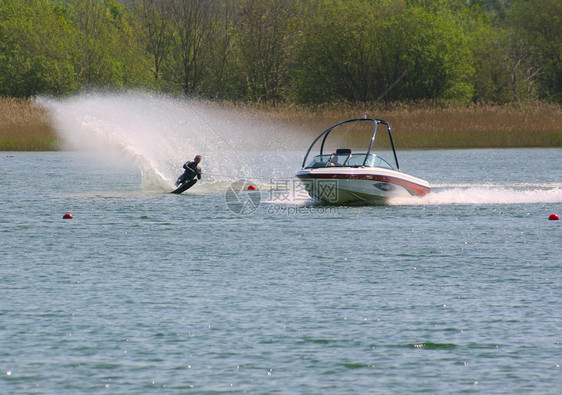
[
  {"xmin": 39, "ymin": 91, "xmax": 306, "ymax": 192},
  {"xmin": 389, "ymin": 183, "xmax": 562, "ymax": 206},
  {"xmin": 39, "ymin": 91, "xmax": 561, "ymax": 206},
  {"xmin": 262, "ymin": 183, "xmax": 562, "ymax": 206}
]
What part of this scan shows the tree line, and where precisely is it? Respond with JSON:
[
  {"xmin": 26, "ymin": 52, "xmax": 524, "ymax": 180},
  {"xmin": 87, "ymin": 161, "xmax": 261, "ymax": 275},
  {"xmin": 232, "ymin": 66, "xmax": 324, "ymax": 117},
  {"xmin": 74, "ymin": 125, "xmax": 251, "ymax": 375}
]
[{"xmin": 1, "ymin": 0, "xmax": 560, "ymax": 105}]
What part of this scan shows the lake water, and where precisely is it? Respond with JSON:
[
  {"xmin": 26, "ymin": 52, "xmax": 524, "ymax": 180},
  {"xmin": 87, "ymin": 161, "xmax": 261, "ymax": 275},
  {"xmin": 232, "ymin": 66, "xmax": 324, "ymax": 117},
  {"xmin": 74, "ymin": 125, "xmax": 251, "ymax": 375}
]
[
  {"xmin": 1, "ymin": 94, "xmax": 561, "ymax": 393},
  {"xmin": 2, "ymin": 148, "xmax": 560, "ymax": 394}
]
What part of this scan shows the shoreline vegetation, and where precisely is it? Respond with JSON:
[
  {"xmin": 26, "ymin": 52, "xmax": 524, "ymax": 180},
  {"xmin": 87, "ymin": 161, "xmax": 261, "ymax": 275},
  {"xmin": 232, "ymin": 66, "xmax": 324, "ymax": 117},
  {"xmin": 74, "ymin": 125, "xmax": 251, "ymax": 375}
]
[
  {"xmin": 0, "ymin": 97, "xmax": 561, "ymax": 151},
  {"xmin": 0, "ymin": 98, "xmax": 59, "ymax": 151},
  {"xmin": 2, "ymin": 1, "xmax": 561, "ymax": 151}
]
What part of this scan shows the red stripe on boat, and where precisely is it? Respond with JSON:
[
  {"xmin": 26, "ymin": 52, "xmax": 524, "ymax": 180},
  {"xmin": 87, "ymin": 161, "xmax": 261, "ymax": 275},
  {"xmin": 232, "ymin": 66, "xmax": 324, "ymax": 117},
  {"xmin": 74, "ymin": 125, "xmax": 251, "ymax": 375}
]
[{"xmin": 297, "ymin": 173, "xmax": 430, "ymax": 197}]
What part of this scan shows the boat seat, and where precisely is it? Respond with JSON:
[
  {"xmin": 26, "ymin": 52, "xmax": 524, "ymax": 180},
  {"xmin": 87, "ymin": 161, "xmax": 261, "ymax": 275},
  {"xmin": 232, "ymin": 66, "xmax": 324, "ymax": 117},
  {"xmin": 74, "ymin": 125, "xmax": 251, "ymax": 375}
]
[{"xmin": 335, "ymin": 148, "xmax": 351, "ymax": 155}]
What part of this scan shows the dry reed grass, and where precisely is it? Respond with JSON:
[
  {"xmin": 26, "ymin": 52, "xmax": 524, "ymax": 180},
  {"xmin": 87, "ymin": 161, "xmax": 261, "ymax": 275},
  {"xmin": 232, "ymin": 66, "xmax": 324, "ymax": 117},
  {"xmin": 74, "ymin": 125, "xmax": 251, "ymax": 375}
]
[
  {"xmin": 1, "ymin": 97, "xmax": 560, "ymax": 151},
  {"xmin": 256, "ymin": 101, "xmax": 562, "ymax": 149},
  {"xmin": 0, "ymin": 97, "xmax": 58, "ymax": 151}
]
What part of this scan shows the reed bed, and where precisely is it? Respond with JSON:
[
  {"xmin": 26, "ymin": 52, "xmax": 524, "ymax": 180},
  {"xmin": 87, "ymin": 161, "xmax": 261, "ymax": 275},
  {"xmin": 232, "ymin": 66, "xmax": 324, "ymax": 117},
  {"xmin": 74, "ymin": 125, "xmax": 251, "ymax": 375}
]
[
  {"xmin": 258, "ymin": 101, "xmax": 562, "ymax": 149},
  {"xmin": 1, "ymin": 97, "xmax": 561, "ymax": 151},
  {"xmin": 0, "ymin": 97, "xmax": 59, "ymax": 151}
]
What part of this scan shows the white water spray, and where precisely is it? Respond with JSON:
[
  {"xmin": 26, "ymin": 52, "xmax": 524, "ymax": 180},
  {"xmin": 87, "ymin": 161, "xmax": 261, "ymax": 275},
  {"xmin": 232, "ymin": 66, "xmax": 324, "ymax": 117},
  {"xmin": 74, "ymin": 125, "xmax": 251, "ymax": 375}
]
[
  {"xmin": 262, "ymin": 182, "xmax": 562, "ymax": 206},
  {"xmin": 389, "ymin": 183, "xmax": 562, "ymax": 206},
  {"xmin": 40, "ymin": 91, "xmax": 306, "ymax": 192}
]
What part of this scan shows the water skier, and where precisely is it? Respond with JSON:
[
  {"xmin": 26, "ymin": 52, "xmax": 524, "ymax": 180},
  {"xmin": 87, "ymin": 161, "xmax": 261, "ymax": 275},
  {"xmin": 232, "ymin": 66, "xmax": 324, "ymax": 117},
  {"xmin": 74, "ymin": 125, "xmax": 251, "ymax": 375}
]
[{"xmin": 175, "ymin": 154, "xmax": 202, "ymax": 186}]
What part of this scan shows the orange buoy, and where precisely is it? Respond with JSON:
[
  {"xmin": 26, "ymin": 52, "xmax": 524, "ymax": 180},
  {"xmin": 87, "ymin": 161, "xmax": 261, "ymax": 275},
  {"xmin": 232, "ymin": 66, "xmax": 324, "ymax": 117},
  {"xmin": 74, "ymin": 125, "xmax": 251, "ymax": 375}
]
[
  {"xmin": 247, "ymin": 185, "xmax": 256, "ymax": 190},
  {"xmin": 549, "ymin": 213, "xmax": 559, "ymax": 220},
  {"xmin": 63, "ymin": 213, "xmax": 73, "ymax": 219}
]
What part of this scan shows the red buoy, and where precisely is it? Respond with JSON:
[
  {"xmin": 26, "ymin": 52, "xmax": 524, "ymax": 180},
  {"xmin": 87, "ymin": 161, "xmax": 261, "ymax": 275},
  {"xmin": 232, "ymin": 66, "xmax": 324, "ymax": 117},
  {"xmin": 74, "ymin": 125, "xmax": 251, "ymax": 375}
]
[
  {"xmin": 63, "ymin": 213, "xmax": 73, "ymax": 219},
  {"xmin": 549, "ymin": 213, "xmax": 559, "ymax": 220},
  {"xmin": 247, "ymin": 185, "xmax": 256, "ymax": 190}
]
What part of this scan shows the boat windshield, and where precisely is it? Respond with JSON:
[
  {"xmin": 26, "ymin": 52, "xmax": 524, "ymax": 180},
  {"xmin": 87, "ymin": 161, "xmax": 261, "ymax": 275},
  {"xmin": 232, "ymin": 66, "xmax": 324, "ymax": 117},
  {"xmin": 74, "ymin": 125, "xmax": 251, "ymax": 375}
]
[{"xmin": 304, "ymin": 153, "xmax": 394, "ymax": 169}]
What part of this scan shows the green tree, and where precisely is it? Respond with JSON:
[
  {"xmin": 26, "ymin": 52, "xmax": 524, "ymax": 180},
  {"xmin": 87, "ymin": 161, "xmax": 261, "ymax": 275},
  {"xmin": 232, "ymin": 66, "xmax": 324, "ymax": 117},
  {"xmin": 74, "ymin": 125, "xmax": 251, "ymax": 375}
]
[
  {"xmin": 508, "ymin": 0, "xmax": 562, "ymax": 102},
  {"xmin": 469, "ymin": 24, "xmax": 514, "ymax": 103},
  {"xmin": 0, "ymin": 0, "xmax": 76, "ymax": 97},
  {"xmin": 163, "ymin": 0, "xmax": 216, "ymax": 96},
  {"xmin": 134, "ymin": 0, "xmax": 172, "ymax": 85},
  {"xmin": 70, "ymin": 0, "xmax": 150, "ymax": 88},
  {"xmin": 293, "ymin": 0, "xmax": 386, "ymax": 104},
  {"xmin": 293, "ymin": 1, "xmax": 473, "ymax": 104},
  {"xmin": 231, "ymin": 0, "xmax": 300, "ymax": 104},
  {"xmin": 70, "ymin": 0, "xmax": 119, "ymax": 86},
  {"xmin": 202, "ymin": 0, "xmax": 236, "ymax": 100},
  {"xmin": 380, "ymin": 7, "xmax": 474, "ymax": 102},
  {"xmin": 107, "ymin": 0, "xmax": 152, "ymax": 88}
]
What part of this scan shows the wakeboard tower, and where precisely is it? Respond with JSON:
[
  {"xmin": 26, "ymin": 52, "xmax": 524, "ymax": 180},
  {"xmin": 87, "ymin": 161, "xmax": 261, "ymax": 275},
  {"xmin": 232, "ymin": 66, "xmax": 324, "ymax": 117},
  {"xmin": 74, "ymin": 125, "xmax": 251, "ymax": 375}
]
[{"xmin": 296, "ymin": 118, "xmax": 430, "ymax": 204}]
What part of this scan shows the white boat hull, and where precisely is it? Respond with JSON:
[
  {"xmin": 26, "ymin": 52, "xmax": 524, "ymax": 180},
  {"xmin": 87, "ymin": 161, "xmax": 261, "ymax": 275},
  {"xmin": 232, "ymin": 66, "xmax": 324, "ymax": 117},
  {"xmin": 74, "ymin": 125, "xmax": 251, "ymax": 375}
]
[{"xmin": 296, "ymin": 167, "xmax": 430, "ymax": 204}]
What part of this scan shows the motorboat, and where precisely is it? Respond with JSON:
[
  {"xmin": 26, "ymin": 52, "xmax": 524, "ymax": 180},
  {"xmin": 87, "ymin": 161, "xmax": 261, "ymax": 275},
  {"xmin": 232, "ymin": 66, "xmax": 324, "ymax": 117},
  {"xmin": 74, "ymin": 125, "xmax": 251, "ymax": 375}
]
[{"xmin": 296, "ymin": 118, "xmax": 430, "ymax": 204}]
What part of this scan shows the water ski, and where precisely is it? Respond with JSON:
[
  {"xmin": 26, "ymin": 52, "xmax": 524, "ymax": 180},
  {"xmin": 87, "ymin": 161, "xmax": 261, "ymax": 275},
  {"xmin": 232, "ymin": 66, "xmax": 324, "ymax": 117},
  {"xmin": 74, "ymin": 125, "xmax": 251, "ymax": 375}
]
[{"xmin": 171, "ymin": 179, "xmax": 197, "ymax": 194}]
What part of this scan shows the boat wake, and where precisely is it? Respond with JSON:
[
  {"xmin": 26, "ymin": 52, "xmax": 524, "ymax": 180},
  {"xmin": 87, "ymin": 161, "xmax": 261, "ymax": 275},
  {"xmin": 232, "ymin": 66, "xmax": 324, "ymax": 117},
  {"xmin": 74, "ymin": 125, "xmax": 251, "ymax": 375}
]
[
  {"xmin": 388, "ymin": 183, "xmax": 562, "ymax": 205},
  {"xmin": 259, "ymin": 182, "xmax": 562, "ymax": 207}
]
